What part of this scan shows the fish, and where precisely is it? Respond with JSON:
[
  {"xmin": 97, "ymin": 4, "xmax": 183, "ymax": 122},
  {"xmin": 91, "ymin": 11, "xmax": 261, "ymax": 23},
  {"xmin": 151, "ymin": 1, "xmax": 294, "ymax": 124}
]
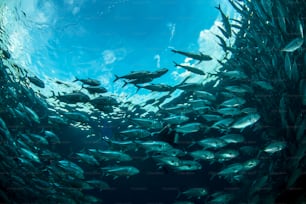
[
  {"xmin": 152, "ymin": 155, "xmax": 181, "ymax": 167},
  {"xmin": 73, "ymin": 77, "xmax": 101, "ymax": 86},
  {"xmin": 231, "ymin": 113, "xmax": 261, "ymax": 129},
  {"xmin": 189, "ymin": 150, "xmax": 215, "ymax": 161},
  {"xmin": 171, "ymin": 49, "xmax": 212, "ymax": 64},
  {"xmin": 163, "ymin": 115, "xmax": 189, "ymax": 125},
  {"xmin": 75, "ymin": 153, "xmax": 99, "ymax": 166},
  {"xmin": 263, "ymin": 141, "xmax": 286, "ymax": 154},
  {"xmin": 19, "ymin": 147, "xmax": 41, "ymax": 163},
  {"xmin": 122, "ymin": 77, "xmax": 153, "ymax": 87},
  {"xmin": 217, "ymin": 163, "xmax": 244, "ymax": 178},
  {"xmin": 27, "ymin": 75, "xmax": 45, "ymax": 88},
  {"xmin": 135, "ymin": 140, "xmax": 172, "ymax": 153},
  {"xmin": 150, "ymin": 68, "xmax": 169, "ymax": 78},
  {"xmin": 55, "ymin": 91, "xmax": 90, "ymax": 103},
  {"xmin": 281, "ymin": 37, "xmax": 304, "ymax": 52},
  {"xmin": 57, "ymin": 160, "xmax": 85, "ymax": 179},
  {"xmin": 172, "ymin": 160, "xmax": 202, "ymax": 171},
  {"xmin": 82, "ymin": 85, "xmax": 107, "ymax": 94},
  {"xmin": 220, "ymin": 97, "xmax": 246, "ymax": 108},
  {"xmin": 174, "ymin": 122, "xmax": 202, "ymax": 134},
  {"xmin": 119, "ymin": 128, "xmax": 151, "ymax": 138},
  {"xmin": 135, "ymin": 83, "xmax": 175, "ymax": 93},
  {"xmin": 198, "ymin": 138, "xmax": 227, "ymax": 150},
  {"xmin": 101, "ymin": 166, "xmax": 140, "ymax": 179},
  {"xmin": 113, "ymin": 70, "xmax": 153, "ymax": 82},
  {"xmin": 179, "ymin": 187, "xmax": 208, "ymax": 199},
  {"xmin": 220, "ymin": 134, "xmax": 244, "ymax": 144},
  {"xmin": 215, "ymin": 4, "xmax": 232, "ymax": 38},
  {"xmin": 62, "ymin": 112, "xmax": 90, "ymax": 123},
  {"xmin": 173, "ymin": 61, "xmax": 205, "ymax": 75},
  {"xmin": 193, "ymin": 90, "xmax": 216, "ymax": 101},
  {"xmin": 130, "ymin": 118, "xmax": 163, "ymax": 130},
  {"xmin": 88, "ymin": 149, "xmax": 132, "ymax": 162}
]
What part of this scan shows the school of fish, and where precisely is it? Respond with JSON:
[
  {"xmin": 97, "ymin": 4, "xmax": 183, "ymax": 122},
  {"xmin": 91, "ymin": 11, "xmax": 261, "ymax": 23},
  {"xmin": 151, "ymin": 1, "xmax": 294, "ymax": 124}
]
[{"xmin": 0, "ymin": 0, "xmax": 306, "ymax": 203}]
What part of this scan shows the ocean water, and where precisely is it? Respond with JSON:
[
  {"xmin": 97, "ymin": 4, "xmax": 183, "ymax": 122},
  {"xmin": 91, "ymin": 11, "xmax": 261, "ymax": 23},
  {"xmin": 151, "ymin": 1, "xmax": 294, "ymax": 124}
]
[{"xmin": 0, "ymin": 0, "xmax": 306, "ymax": 203}]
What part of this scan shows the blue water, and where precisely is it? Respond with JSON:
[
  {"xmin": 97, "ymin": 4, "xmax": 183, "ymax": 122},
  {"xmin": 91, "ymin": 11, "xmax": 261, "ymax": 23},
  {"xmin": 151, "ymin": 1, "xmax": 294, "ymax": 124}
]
[{"xmin": 0, "ymin": 0, "xmax": 306, "ymax": 203}]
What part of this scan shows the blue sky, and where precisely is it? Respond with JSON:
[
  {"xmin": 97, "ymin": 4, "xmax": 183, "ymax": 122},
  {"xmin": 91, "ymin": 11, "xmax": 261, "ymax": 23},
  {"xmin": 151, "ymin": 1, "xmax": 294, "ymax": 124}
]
[{"xmin": 2, "ymin": 0, "xmax": 238, "ymax": 103}]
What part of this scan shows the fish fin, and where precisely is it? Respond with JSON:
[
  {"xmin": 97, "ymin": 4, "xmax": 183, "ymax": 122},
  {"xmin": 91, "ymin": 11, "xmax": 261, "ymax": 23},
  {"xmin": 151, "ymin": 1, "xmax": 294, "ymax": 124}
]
[
  {"xmin": 113, "ymin": 75, "xmax": 120, "ymax": 82},
  {"xmin": 72, "ymin": 77, "xmax": 79, "ymax": 82},
  {"xmin": 173, "ymin": 61, "xmax": 179, "ymax": 67},
  {"xmin": 195, "ymin": 60, "xmax": 202, "ymax": 65},
  {"xmin": 135, "ymin": 84, "xmax": 141, "ymax": 93},
  {"xmin": 174, "ymin": 133, "xmax": 180, "ymax": 144},
  {"xmin": 122, "ymin": 80, "xmax": 128, "ymax": 88},
  {"xmin": 171, "ymin": 49, "xmax": 178, "ymax": 53},
  {"xmin": 215, "ymin": 4, "xmax": 221, "ymax": 10}
]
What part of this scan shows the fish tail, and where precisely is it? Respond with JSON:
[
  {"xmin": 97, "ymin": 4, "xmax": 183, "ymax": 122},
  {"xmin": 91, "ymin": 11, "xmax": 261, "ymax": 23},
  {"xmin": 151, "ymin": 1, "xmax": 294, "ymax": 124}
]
[
  {"xmin": 122, "ymin": 80, "xmax": 128, "ymax": 88},
  {"xmin": 135, "ymin": 84, "xmax": 141, "ymax": 93},
  {"xmin": 72, "ymin": 77, "xmax": 79, "ymax": 82},
  {"xmin": 172, "ymin": 61, "xmax": 179, "ymax": 67},
  {"xmin": 113, "ymin": 75, "xmax": 120, "ymax": 82},
  {"xmin": 170, "ymin": 49, "xmax": 178, "ymax": 53},
  {"xmin": 215, "ymin": 4, "xmax": 221, "ymax": 10}
]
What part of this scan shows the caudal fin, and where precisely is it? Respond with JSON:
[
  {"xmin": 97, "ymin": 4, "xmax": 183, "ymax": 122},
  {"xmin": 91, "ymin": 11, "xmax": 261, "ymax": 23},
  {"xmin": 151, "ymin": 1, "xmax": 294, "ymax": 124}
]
[
  {"xmin": 122, "ymin": 80, "xmax": 128, "ymax": 88},
  {"xmin": 72, "ymin": 77, "xmax": 79, "ymax": 82},
  {"xmin": 113, "ymin": 75, "xmax": 120, "ymax": 82},
  {"xmin": 172, "ymin": 61, "xmax": 179, "ymax": 67},
  {"xmin": 170, "ymin": 49, "xmax": 178, "ymax": 53},
  {"xmin": 215, "ymin": 4, "xmax": 221, "ymax": 10}
]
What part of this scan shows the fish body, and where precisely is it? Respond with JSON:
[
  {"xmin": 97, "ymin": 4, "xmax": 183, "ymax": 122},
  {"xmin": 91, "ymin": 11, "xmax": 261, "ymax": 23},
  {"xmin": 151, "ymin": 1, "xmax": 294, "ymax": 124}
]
[
  {"xmin": 163, "ymin": 115, "xmax": 189, "ymax": 125},
  {"xmin": 73, "ymin": 77, "xmax": 101, "ymax": 86},
  {"xmin": 131, "ymin": 118, "xmax": 163, "ymax": 130},
  {"xmin": 76, "ymin": 153, "xmax": 99, "ymax": 166},
  {"xmin": 181, "ymin": 188, "xmax": 208, "ymax": 199},
  {"xmin": 281, "ymin": 37, "xmax": 304, "ymax": 52},
  {"xmin": 263, "ymin": 141, "xmax": 286, "ymax": 154},
  {"xmin": 113, "ymin": 71, "xmax": 153, "ymax": 82},
  {"xmin": 173, "ymin": 61, "xmax": 205, "ymax": 75},
  {"xmin": 120, "ymin": 128, "xmax": 151, "ymax": 138},
  {"xmin": 198, "ymin": 138, "xmax": 227, "ymax": 150},
  {"xmin": 171, "ymin": 49, "xmax": 212, "ymax": 63},
  {"xmin": 28, "ymin": 75, "xmax": 45, "ymax": 88},
  {"xmin": 83, "ymin": 86, "xmax": 107, "ymax": 94},
  {"xmin": 190, "ymin": 150, "xmax": 215, "ymax": 161},
  {"xmin": 231, "ymin": 113, "xmax": 260, "ymax": 129},
  {"xmin": 101, "ymin": 166, "xmax": 139, "ymax": 178},
  {"xmin": 57, "ymin": 92, "xmax": 90, "ymax": 103},
  {"xmin": 215, "ymin": 4, "xmax": 232, "ymax": 38},
  {"xmin": 175, "ymin": 122, "xmax": 202, "ymax": 134}
]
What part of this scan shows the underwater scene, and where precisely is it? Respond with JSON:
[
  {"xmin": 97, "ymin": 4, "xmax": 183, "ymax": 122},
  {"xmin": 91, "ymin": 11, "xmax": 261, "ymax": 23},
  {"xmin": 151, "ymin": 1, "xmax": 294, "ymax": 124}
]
[{"xmin": 0, "ymin": 0, "xmax": 306, "ymax": 203}]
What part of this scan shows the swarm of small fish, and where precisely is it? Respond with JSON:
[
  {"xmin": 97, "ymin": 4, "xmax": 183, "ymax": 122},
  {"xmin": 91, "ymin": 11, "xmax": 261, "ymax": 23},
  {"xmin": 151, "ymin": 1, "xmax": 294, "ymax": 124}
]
[{"xmin": 0, "ymin": 0, "xmax": 306, "ymax": 203}]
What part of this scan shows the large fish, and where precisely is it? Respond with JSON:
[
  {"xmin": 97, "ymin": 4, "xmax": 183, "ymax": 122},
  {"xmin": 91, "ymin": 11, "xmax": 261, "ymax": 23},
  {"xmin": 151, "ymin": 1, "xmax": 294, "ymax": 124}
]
[
  {"xmin": 173, "ymin": 61, "xmax": 205, "ymax": 75},
  {"xmin": 73, "ymin": 77, "xmax": 101, "ymax": 86},
  {"xmin": 171, "ymin": 49, "xmax": 212, "ymax": 64},
  {"xmin": 215, "ymin": 4, "xmax": 232, "ymax": 38},
  {"xmin": 27, "ymin": 75, "xmax": 45, "ymax": 88}
]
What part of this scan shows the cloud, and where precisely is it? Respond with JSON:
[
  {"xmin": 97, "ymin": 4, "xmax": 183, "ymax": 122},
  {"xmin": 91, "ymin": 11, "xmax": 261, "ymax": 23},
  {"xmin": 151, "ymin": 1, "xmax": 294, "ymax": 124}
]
[
  {"xmin": 154, "ymin": 54, "xmax": 160, "ymax": 68},
  {"xmin": 72, "ymin": 7, "xmax": 80, "ymax": 15},
  {"xmin": 167, "ymin": 23, "xmax": 176, "ymax": 42},
  {"xmin": 20, "ymin": 0, "xmax": 57, "ymax": 26},
  {"xmin": 102, "ymin": 50, "xmax": 116, "ymax": 65},
  {"xmin": 171, "ymin": 1, "xmax": 241, "ymax": 84}
]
